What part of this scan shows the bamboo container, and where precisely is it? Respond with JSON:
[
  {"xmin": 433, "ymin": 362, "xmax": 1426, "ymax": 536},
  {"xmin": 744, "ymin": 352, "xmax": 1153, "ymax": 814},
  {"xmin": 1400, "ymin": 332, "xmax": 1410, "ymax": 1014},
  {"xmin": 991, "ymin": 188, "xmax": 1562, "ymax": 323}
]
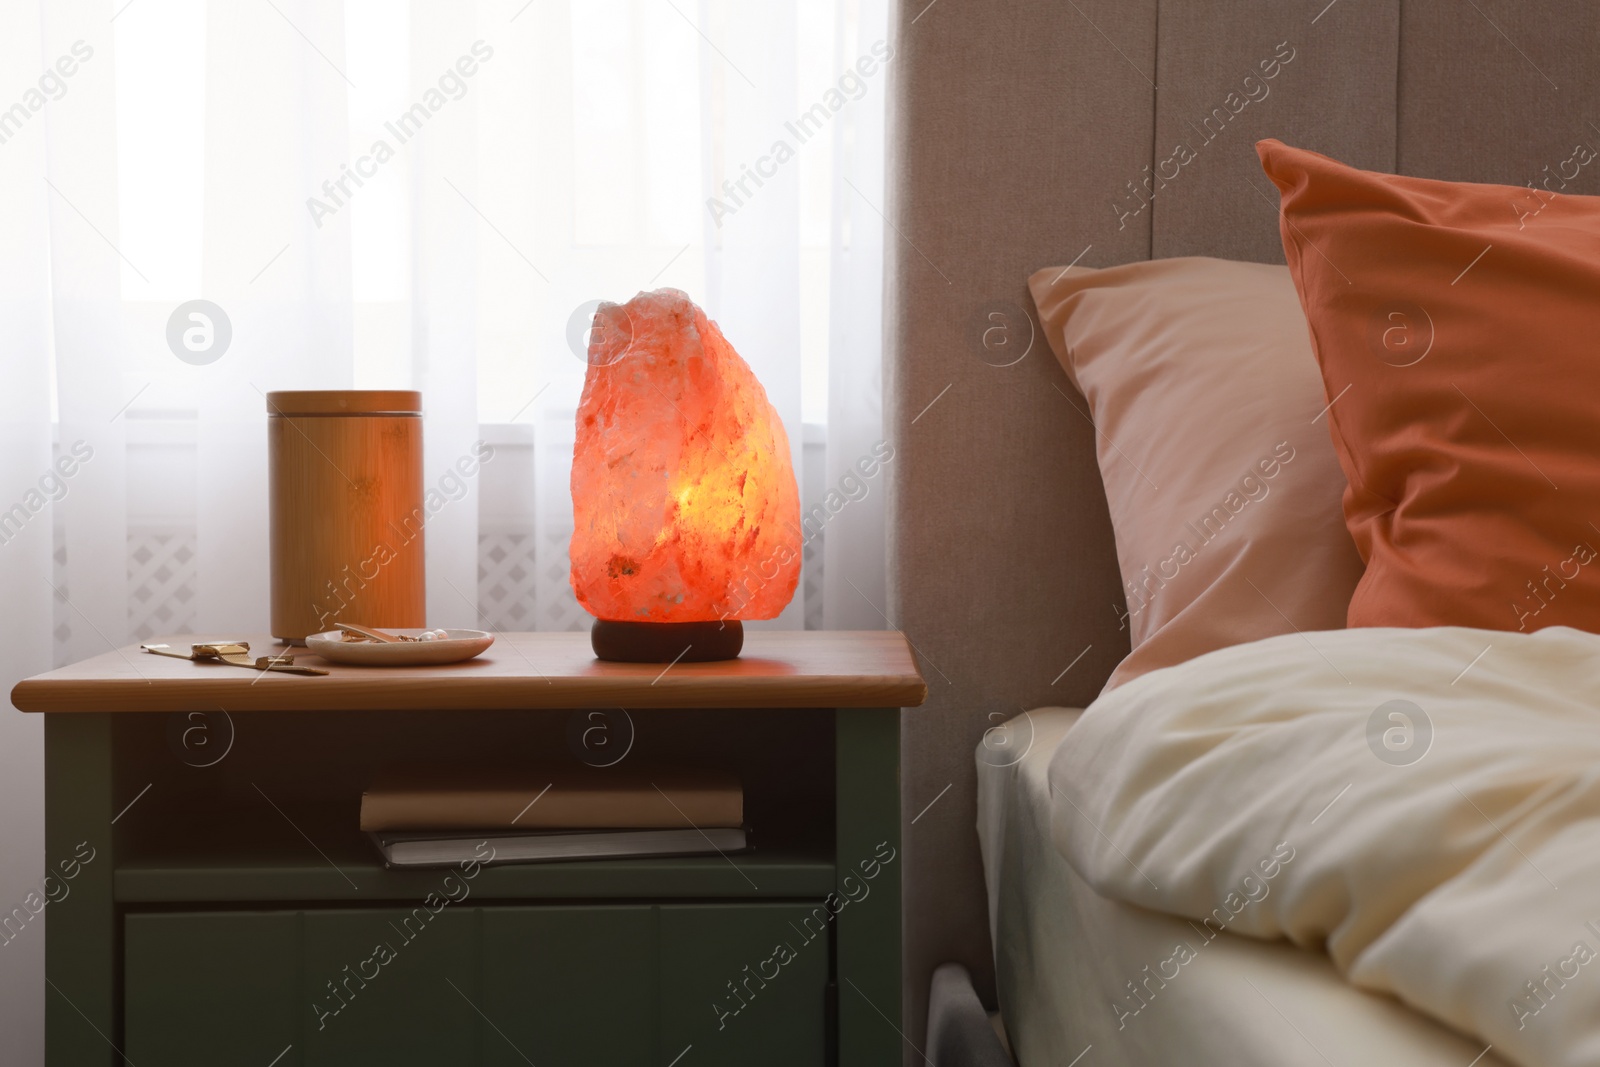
[{"xmin": 267, "ymin": 390, "xmax": 425, "ymax": 643}]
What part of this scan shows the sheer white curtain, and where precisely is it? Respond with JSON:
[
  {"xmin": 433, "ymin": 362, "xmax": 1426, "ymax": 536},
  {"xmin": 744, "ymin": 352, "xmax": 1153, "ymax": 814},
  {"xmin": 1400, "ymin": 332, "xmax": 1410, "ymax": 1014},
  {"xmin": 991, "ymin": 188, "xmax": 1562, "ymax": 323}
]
[{"xmin": 0, "ymin": 0, "xmax": 887, "ymax": 1058}]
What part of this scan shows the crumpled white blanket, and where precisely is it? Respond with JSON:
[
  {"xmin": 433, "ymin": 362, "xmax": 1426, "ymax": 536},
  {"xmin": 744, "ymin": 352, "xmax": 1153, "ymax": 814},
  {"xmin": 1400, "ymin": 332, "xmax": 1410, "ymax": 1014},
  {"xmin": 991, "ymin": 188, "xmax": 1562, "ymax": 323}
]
[{"xmin": 1048, "ymin": 625, "xmax": 1600, "ymax": 1067}]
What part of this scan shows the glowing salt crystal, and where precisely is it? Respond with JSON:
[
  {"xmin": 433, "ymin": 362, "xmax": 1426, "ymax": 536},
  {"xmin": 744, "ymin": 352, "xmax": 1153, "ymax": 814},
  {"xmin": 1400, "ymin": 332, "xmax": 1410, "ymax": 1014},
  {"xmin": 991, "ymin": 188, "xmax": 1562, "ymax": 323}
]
[{"xmin": 569, "ymin": 289, "xmax": 801, "ymax": 622}]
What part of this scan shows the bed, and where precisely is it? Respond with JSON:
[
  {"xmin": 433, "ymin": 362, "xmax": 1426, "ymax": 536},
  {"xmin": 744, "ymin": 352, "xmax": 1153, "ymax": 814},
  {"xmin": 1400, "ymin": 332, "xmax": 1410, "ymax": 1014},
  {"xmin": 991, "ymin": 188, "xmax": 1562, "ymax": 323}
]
[
  {"xmin": 883, "ymin": 1, "xmax": 1600, "ymax": 1063},
  {"xmin": 976, "ymin": 708, "xmax": 1508, "ymax": 1066}
]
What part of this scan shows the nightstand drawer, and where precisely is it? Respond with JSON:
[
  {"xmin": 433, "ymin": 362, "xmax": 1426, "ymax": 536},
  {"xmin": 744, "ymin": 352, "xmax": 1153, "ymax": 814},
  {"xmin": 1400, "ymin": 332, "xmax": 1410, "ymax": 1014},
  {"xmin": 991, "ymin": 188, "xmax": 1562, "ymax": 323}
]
[
  {"xmin": 659, "ymin": 902, "xmax": 832, "ymax": 1066},
  {"xmin": 125, "ymin": 901, "xmax": 831, "ymax": 1066},
  {"xmin": 478, "ymin": 905, "xmax": 658, "ymax": 1064},
  {"xmin": 124, "ymin": 910, "xmax": 301, "ymax": 1064}
]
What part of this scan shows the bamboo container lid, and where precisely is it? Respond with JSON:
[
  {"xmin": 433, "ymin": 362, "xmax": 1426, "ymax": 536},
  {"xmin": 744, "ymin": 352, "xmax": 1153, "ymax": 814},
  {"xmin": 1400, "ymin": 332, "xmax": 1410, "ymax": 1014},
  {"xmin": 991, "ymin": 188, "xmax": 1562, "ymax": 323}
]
[{"xmin": 266, "ymin": 390, "xmax": 422, "ymax": 416}]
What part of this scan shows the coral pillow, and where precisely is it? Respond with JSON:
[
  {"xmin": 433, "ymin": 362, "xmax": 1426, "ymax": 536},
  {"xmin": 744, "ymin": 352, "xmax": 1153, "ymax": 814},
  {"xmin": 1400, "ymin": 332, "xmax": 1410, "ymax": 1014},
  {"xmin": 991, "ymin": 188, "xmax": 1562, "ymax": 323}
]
[
  {"xmin": 1259, "ymin": 139, "xmax": 1600, "ymax": 634},
  {"xmin": 1028, "ymin": 258, "xmax": 1364, "ymax": 689}
]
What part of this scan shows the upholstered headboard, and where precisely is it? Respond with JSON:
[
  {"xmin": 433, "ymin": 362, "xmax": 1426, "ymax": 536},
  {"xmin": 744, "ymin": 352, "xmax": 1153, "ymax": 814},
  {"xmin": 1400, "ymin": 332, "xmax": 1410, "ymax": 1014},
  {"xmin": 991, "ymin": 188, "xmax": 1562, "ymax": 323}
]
[{"xmin": 885, "ymin": 0, "xmax": 1600, "ymax": 1052}]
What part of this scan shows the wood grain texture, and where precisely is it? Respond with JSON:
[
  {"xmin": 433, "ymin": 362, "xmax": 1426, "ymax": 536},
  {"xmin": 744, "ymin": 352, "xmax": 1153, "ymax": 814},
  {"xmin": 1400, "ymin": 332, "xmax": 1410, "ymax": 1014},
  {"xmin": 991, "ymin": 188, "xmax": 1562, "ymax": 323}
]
[
  {"xmin": 268, "ymin": 402, "xmax": 425, "ymax": 642},
  {"xmin": 12, "ymin": 631, "xmax": 928, "ymax": 712}
]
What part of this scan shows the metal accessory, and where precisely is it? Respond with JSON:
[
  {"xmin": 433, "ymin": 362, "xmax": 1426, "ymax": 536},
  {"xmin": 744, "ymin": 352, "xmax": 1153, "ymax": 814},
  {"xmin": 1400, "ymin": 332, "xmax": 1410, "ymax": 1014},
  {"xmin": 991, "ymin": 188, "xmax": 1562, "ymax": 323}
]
[
  {"xmin": 335, "ymin": 623, "xmax": 450, "ymax": 643},
  {"xmin": 140, "ymin": 641, "xmax": 329, "ymax": 676}
]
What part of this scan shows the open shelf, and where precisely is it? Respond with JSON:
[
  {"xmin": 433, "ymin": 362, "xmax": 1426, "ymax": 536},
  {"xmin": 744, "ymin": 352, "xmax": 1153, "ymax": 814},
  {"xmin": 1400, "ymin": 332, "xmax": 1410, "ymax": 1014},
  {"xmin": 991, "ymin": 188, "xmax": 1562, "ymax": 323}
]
[{"xmin": 109, "ymin": 706, "xmax": 838, "ymax": 904}]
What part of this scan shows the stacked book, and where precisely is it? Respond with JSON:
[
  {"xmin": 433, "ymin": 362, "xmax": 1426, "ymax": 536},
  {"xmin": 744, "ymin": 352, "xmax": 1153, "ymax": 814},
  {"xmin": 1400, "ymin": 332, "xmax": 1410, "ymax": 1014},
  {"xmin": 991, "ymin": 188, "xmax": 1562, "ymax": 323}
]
[{"xmin": 361, "ymin": 768, "xmax": 747, "ymax": 868}]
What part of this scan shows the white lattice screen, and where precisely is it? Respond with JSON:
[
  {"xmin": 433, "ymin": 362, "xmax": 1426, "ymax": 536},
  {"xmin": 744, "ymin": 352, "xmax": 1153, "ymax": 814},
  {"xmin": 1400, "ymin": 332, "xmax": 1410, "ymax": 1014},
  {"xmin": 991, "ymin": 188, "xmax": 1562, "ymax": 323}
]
[
  {"xmin": 51, "ymin": 524, "xmax": 70, "ymax": 662},
  {"xmin": 127, "ymin": 528, "xmax": 200, "ymax": 641},
  {"xmin": 476, "ymin": 530, "xmax": 541, "ymax": 632}
]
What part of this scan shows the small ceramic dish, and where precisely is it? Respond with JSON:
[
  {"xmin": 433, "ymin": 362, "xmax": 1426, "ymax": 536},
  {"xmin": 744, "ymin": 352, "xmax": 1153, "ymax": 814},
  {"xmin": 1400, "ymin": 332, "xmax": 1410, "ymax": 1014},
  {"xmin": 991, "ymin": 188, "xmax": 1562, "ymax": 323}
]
[{"xmin": 305, "ymin": 628, "xmax": 495, "ymax": 667}]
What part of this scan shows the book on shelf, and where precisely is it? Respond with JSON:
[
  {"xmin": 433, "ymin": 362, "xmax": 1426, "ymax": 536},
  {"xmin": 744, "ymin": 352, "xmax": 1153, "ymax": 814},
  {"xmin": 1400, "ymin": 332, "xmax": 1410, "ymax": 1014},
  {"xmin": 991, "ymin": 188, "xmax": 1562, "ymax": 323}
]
[
  {"xmin": 369, "ymin": 826, "xmax": 750, "ymax": 868},
  {"xmin": 360, "ymin": 767, "xmax": 743, "ymax": 833}
]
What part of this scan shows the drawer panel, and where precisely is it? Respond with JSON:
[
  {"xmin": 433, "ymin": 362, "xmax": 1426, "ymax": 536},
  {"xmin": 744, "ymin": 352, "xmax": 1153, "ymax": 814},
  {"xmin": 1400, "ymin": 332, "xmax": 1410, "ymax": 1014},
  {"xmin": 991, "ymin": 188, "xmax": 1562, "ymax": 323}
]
[
  {"xmin": 126, "ymin": 901, "xmax": 828, "ymax": 1066},
  {"xmin": 480, "ymin": 905, "xmax": 656, "ymax": 1066},
  {"xmin": 659, "ymin": 903, "xmax": 831, "ymax": 1066},
  {"xmin": 125, "ymin": 911, "xmax": 298, "ymax": 1066},
  {"xmin": 302, "ymin": 907, "xmax": 477, "ymax": 1065}
]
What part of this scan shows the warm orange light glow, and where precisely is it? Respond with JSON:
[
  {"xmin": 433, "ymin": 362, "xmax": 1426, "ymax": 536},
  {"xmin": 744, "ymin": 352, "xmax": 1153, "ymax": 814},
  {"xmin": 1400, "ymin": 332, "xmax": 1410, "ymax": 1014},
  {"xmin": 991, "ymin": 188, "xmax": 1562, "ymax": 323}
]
[{"xmin": 569, "ymin": 289, "xmax": 801, "ymax": 623}]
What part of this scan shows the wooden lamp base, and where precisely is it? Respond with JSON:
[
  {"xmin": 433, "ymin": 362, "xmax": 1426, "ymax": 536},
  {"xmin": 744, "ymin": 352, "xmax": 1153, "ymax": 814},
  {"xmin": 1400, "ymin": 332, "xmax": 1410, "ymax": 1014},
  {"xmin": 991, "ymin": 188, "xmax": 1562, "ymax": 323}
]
[{"xmin": 589, "ymin": 619, "xmax": 744, "ymax": 662}]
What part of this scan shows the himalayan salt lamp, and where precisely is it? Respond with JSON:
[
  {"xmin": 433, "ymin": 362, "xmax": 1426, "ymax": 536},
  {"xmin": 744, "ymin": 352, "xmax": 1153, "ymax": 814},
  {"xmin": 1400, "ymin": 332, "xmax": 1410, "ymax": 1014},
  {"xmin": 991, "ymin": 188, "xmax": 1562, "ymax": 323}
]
[{"xmin": 569, "ymin": 289, "xmax": 801, "ymax": 662}]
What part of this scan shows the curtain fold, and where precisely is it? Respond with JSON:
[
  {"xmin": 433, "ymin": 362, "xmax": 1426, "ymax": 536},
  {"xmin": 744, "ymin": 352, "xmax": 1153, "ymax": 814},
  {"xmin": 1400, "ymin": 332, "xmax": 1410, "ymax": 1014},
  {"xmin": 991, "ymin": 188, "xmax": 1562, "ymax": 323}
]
[
  {"xmin": 196, "ymin": 0, "xmax": 355, "ymax": 634},
  {"xmin": 0, "ymin": 5, "xmax": 56, "ymax": 1059},
  {"xmin": 700, "ymin": 0, "xmax": 805, "ymax": 631},
  {"xmin": 825, "ymin": 0, "xmax": 889, "ymax": 629},
  {"xmin": 408, "ymin": 0, "xmax": 484, "ymax": 630},
  {"xmin": 45, "ymin": 0, "xmax": 128, "ymax": 666}
]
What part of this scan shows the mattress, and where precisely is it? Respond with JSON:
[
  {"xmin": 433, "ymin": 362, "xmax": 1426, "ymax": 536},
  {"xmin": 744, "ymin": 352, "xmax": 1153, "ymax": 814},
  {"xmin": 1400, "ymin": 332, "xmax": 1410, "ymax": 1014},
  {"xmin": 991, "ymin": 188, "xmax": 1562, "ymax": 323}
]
[{"xmin": 976, "ymin": 708, "xmax": 1507, "ymax": 1067}]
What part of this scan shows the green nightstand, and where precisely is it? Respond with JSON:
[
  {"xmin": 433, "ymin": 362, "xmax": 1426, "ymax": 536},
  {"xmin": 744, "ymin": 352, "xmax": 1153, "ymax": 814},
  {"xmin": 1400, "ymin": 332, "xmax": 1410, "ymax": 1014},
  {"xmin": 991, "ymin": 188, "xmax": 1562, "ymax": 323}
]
[{"xmin": 12, "ymin": 630, "xmax": 926, "ymax": 1067}]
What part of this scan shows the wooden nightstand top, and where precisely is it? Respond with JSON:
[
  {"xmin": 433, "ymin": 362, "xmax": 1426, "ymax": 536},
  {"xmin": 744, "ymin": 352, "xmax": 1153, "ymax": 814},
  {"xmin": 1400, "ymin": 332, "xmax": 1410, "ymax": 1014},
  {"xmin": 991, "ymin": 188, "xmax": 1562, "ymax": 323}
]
[{"xmin": 12, "ymin": 630, "xmax": 928, "ymax": 713}]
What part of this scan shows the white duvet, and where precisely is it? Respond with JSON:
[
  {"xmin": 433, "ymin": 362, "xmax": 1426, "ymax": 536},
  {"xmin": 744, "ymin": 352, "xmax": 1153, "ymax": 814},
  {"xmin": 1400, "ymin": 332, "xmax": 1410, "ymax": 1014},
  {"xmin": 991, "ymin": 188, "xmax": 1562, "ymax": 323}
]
[{"xmin": 1049, "ymin": 625, "xmax": 1600, "ymax": 1067}]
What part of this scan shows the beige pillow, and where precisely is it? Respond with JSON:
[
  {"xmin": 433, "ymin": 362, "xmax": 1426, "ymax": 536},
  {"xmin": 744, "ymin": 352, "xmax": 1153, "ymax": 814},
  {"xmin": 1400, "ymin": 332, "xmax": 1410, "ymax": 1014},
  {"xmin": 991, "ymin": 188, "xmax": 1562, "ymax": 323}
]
[{"xmin": 1028, "ymin": 256, "xmax": 1363, "ymax": 689}]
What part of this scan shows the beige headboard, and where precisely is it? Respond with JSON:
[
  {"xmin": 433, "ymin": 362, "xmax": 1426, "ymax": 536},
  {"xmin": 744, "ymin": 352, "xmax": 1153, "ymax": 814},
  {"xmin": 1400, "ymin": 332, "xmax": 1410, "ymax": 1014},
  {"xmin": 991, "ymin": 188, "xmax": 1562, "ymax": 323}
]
[{"xmin": 886, "ymin": 0, "xmax": 1600, "ymax": 1052}]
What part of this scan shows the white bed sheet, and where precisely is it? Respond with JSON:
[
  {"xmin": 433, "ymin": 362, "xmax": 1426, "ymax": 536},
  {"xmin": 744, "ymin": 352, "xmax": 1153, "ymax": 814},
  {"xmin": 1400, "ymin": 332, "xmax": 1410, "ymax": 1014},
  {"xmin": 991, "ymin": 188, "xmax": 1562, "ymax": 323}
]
[{"xmin": 976, "ymin": 708, "xmax": 1508, "ymax": 1067}]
